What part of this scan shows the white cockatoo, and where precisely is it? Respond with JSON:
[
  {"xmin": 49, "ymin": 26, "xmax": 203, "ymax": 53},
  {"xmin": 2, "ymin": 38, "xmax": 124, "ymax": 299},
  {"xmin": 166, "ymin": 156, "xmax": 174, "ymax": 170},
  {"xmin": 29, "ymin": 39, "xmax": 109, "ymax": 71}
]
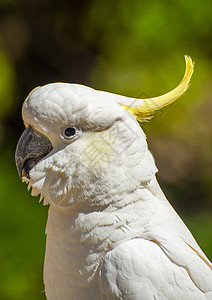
[{"xmin": 15, "ymin": 56, "xmax": 212, "ymax": 300}]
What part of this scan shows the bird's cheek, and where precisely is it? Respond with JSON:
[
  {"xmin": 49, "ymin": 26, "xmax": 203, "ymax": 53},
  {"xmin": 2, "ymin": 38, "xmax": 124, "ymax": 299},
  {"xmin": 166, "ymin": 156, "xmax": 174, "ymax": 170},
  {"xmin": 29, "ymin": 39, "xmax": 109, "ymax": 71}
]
[{"xmin": 81, "ymin": 135, "xmax": 117, "ymax": 171}]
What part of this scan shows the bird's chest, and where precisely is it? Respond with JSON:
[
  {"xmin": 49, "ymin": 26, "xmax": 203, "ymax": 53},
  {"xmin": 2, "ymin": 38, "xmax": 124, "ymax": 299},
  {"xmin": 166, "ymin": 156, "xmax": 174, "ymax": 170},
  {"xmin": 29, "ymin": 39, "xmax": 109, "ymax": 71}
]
[
  {"xmin": 43, "ymin": 203, "xmax": 149, "ymax": 299},
  {"xmin": 44, "ymin": 233, "xmax": 103, "ymax": 299},
  {"xmin": 43, "ymin": 207, "xmax": 114, "ymax": 299}
]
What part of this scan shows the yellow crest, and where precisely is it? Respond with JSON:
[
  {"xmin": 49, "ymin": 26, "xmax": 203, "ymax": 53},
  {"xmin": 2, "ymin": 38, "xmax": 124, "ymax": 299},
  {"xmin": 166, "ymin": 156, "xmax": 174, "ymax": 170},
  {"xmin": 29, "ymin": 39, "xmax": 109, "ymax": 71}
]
[{"xmin": 121, "ymin": 55, "xmax": 194, "ymax": 122}]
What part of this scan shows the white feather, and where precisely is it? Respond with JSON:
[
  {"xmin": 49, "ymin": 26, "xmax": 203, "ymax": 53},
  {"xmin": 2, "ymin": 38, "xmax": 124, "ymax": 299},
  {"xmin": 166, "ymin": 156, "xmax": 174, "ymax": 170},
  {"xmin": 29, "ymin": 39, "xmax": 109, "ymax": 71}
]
[{"xmin": 19, "ymin": 82, "xmax": 212, "ymax": 300}]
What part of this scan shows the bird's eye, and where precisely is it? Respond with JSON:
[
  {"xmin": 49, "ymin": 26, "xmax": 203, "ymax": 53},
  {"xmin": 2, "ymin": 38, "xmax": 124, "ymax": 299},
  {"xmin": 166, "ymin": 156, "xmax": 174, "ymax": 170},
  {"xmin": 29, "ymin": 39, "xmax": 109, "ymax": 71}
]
[
  {"xmin": 61, "ymin": 126, "xmax": 77, "ymax": 139},
  {"xmin": 64, "ymin": 127, "xmax": 76, "ymax": 137}
]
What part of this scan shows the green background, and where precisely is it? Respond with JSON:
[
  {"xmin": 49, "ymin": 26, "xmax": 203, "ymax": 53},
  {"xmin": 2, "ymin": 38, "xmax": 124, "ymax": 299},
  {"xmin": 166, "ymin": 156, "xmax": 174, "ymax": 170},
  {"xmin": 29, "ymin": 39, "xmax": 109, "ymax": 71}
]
[{"xmin": 0, "ymin": 0, "xmax": 212, "ymax": 299}]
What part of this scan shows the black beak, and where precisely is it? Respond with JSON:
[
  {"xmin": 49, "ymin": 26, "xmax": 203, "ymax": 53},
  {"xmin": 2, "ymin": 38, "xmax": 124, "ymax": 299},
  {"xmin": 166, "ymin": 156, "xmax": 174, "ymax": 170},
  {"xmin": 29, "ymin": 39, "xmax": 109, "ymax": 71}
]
[{"xmin": 15, "ymin": 125, "xmax": 52, "ymax": 179}]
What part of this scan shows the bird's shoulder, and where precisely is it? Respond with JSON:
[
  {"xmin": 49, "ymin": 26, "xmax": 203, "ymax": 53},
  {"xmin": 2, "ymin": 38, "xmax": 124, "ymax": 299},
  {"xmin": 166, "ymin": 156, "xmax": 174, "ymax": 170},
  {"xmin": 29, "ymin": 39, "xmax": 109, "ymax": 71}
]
[{"xmin": 99, "ymin": 238, "xmax": 212, "ymax": 300}]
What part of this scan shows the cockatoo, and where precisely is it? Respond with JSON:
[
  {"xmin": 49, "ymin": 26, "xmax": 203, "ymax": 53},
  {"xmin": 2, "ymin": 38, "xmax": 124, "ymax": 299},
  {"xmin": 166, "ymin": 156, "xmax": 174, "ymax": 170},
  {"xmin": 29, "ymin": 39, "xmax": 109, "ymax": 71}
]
[{"xmin": 15, "ymin": 56, "xmax": 212, "ymax": 300}]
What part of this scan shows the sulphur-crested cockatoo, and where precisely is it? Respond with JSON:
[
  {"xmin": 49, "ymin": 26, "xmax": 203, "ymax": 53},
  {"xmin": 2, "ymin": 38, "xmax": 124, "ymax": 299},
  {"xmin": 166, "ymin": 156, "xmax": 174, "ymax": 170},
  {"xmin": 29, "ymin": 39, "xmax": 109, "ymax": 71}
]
[{"xmin": 15, "ymin": 56, "xmax": 212, "ymax": 300}]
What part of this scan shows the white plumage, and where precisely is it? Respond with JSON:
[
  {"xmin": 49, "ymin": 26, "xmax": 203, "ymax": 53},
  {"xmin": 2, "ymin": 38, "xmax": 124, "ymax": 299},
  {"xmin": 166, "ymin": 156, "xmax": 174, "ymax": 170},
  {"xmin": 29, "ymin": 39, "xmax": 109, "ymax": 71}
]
[{"xmin": 15, "ymin": 56, "xmax": 212, "ymax": 299}]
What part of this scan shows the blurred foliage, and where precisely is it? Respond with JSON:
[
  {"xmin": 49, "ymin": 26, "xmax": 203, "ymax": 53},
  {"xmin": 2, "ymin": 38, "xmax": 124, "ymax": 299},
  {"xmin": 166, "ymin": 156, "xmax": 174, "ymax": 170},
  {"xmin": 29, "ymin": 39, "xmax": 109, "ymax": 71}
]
[
  {"xmin": 0, "ymin": 50, "xmax": 16, "ymax": 120},
  {"xmin": 0, "ymin": 0, "xmax": 212, "ymax": 299}
]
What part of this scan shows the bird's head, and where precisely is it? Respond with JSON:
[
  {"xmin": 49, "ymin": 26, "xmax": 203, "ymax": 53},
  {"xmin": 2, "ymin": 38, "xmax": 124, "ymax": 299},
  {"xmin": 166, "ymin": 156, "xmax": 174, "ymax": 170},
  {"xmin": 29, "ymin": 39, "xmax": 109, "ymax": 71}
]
[{"xmin": 15, "ymin": 56, "xmax": 194, "ymax": 209}]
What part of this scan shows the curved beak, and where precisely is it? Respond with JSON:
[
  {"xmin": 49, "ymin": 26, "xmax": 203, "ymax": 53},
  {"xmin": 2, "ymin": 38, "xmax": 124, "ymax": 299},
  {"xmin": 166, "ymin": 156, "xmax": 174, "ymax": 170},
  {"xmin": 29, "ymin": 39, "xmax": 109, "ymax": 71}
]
[{"xmin": 15, "ymin": 125, "xmax": 52, "ymax": 179}]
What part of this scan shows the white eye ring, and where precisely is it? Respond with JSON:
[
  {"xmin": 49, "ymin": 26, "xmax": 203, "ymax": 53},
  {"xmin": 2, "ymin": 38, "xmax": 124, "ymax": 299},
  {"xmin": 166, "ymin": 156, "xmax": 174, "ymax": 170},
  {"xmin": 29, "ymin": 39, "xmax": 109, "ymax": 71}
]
[{"xmin": 61, "ymin": 126, "xmax": 80, "ymax": 140}]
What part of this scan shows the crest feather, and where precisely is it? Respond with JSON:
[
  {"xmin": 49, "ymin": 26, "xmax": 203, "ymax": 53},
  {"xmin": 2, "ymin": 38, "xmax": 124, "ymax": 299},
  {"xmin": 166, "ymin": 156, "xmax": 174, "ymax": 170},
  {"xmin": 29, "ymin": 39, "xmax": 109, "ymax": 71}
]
[{"xmin": 122, "ymin": 55, "xmax": 194, "ymax": 122}]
